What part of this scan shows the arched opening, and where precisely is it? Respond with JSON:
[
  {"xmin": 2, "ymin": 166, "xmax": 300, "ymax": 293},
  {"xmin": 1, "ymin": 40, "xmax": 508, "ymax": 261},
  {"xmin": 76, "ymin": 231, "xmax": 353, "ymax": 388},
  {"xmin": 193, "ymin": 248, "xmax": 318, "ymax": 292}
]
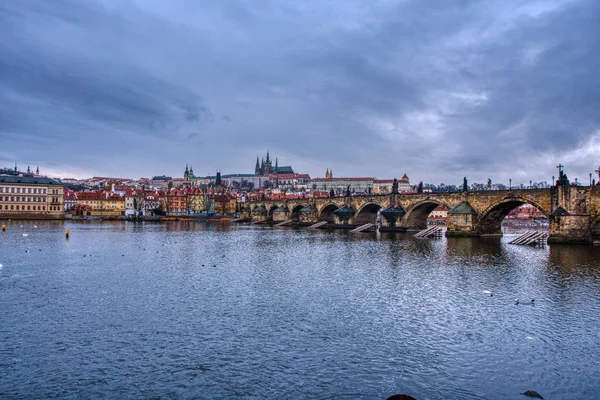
[
  {"xmin": 319, "ymin": 204, "xmax": 338, "ymax": 223},
  {"xmin": 477, "ymin": 200, "xmax": 548, "ymax": 235},
  {"xmin": 267, "ymin": 205, "xmax": 279, "ymax": 218},
  {"xmin": 354, "ymin": 203, "xmax": 383, "ymax": 225},
  {"xmin": 252, "ymin": 205, "xmax": 267, "ymax": 216},
  {"xmin": 592, "ymin": 219, "xmax": 600, "ymax": 244},
  {"xmin": 291, "ymin": 205, "xmax": 304, "ymax": 222},
  {"xmin": 402, "ymin": 201, "xmax": 443, "ymax": 230}
]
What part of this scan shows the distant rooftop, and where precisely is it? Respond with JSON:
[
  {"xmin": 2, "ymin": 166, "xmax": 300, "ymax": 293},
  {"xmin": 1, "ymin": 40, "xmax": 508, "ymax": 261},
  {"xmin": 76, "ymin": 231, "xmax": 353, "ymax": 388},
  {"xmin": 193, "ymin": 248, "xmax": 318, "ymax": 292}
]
[{"xmin": 0, "ymin": 175, "xmax": 62, "ymax": 185}]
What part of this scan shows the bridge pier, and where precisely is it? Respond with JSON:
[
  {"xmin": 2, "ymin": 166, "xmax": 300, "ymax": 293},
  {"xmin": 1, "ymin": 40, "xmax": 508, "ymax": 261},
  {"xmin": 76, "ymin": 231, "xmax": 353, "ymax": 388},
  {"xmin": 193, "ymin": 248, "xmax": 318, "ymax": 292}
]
[
  {"xmin": 548, "ymin": 215, "xmax": 591, "ymax": 244},
  {"xmin": 546, "ymin": 185, "xmax": 594, "ymax": 244},
  {"xmin": 272, "ymin": 206, "xmax": 289, "ymax": 223}
]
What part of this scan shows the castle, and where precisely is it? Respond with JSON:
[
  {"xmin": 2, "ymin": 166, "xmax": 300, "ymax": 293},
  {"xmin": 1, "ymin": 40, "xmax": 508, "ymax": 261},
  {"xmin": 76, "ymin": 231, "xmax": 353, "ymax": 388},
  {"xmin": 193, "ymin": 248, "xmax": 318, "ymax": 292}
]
[{"xmin": 254, "ymin": 151, "xmax": 294, "ymax": 176}]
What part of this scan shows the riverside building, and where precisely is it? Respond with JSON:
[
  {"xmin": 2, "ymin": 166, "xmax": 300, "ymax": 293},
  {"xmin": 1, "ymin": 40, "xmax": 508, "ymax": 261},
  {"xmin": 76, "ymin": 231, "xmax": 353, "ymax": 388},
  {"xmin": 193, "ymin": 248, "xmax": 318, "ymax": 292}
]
[{"xmin": 0, "ymin": 175, "xmax": 64, "ymax": 218}]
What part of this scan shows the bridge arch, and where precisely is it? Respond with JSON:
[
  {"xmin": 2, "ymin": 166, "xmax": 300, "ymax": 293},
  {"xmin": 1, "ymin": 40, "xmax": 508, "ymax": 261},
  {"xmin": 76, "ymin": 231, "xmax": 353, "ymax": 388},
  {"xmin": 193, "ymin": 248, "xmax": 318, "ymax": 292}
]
[
  {"xmin": 402, "ymin": 199, "xmax": 448, "ymax": 230},
  {"xmin": 267, "ymin": 204, "xmax": 280, "ymax": 218},
  {"xmin": 252, "ymin": 204, "xmax": 267, "ymax": 215},
  {"xmin": 354, "ymin": 202, "xmax": 384, "ymax": 225},
  {"xmin": 476, "ymin": 197, "xmax": 549, "ymax": 235},
  {"xmin": 318, "ymin": 203, "xmax": 339, "ymax": 223},
  {"xmin": 291, "ymin": 204, "xmax": 304, "ymax": 222}
]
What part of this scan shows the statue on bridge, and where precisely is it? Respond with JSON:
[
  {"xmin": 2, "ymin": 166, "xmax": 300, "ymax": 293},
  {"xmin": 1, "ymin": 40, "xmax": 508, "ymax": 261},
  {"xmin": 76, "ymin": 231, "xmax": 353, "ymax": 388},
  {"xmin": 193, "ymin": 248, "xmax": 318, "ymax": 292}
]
[
  {"xmin": 329, "ymin": 189, "xmax": 335, "ymax": 198},
  {"xmin": 487, "ymin": 178, "xmax": 492, "ymax": 190},
  {"xmin": 556, "ymin": 164, "xmax": 570, "ymax": 186},
  {"xmin": 346, "ymin": 185, "xmax": 351, "ymax": 197},
  {"xmin": 392, "ymin": 178, "xmax": 399, "ymax": 194},
  {"xmin": 463, "ymin": 177, "xmax": 468, "ymax": 192},
  {"xmin": 417, "ymin": 181, "xmax": 423, "ymax": 194}
]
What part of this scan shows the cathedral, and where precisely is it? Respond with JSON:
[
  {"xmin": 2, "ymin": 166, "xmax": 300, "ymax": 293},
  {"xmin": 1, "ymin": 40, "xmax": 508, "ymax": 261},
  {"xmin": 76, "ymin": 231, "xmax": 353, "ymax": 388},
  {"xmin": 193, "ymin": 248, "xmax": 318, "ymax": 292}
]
[
  {"xmin": 254, "ymin": 152, "xmax": 294, "ymax": 176},
  {"xmin": 183, "ymin": 164, "xmax": 197, "ymax": 181}
]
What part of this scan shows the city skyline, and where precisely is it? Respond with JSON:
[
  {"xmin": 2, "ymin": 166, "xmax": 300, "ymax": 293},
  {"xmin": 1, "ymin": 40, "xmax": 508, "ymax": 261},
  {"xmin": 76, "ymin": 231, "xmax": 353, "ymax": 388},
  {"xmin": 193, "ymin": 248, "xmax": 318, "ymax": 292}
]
[{"xmin": 1, "ymin": 0, "xmax": 599, "ymax": 183}]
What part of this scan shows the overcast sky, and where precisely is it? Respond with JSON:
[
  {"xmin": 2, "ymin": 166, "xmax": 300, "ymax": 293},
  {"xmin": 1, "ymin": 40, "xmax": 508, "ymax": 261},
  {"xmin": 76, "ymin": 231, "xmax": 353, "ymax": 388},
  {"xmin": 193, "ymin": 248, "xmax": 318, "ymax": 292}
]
[{"xmin": 1, "ymin": 0, "xmax": 599, "ymax": 185}]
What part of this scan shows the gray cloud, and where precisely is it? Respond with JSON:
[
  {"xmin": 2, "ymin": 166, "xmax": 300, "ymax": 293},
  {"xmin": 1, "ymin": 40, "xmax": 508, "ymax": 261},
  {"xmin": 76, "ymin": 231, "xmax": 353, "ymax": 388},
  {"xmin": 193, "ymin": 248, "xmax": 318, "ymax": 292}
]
[{"xmin": 0, "ymin": 0, "xmax": 598, "ymax": 184}]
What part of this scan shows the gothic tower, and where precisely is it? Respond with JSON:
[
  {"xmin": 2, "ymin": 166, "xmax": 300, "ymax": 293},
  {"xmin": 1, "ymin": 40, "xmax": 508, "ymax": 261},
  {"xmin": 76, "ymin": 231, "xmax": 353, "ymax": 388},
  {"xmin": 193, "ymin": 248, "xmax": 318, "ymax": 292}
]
[{"xmin": 264, "ymin": 151, "xmax": 272, "ymax": 175}]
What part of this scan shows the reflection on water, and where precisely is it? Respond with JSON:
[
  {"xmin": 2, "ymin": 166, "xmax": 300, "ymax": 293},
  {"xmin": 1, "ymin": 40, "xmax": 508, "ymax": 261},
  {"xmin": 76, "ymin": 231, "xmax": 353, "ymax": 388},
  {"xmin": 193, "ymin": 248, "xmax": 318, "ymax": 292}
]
[{"xmin": 0, "ymin": 221, "xmax": 599, "ymax": 400}]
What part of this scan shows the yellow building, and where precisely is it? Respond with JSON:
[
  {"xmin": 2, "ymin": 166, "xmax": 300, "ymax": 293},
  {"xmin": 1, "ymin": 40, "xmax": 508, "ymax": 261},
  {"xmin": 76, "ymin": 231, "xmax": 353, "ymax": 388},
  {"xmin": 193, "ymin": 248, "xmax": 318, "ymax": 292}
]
[
  {"xmin": 72, "ymin": 192, "xmax": 126, "ymax": 217},
  {"xmin": 0, "ymin": 175, "xmax": 64, "ymax": 218}
]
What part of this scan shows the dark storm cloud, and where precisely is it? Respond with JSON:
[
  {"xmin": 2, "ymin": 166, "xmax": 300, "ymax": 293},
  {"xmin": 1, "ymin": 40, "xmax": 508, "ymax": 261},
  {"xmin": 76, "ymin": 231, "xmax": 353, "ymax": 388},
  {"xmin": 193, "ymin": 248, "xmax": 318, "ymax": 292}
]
[{"xmin": 0, "ymin": 0, "xmax": 598, "ymax": 183}]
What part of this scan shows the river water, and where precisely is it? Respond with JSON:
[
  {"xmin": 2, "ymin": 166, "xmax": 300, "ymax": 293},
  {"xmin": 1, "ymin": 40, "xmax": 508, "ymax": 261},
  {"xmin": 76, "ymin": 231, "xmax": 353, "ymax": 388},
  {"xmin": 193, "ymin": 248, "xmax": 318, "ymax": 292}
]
[{"xmin": 1, "ymin": 221, "xmax": 599, "ymax": 399}]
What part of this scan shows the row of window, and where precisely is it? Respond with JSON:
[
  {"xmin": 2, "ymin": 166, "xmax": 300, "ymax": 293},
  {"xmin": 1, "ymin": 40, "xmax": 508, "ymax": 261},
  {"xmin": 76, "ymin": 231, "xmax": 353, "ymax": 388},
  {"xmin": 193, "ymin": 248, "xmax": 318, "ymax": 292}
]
[
  {"xmin": 0, "ymin": 187, "xmax": 48, "ymax": 194},
  {"xmin": 1, "ymin": 205, "xmax": 62, "ymax": 211},
  {"xmin": 2, "ymin": 205, "xmax": 46, "ymax": 211},
  {"xmin": 0, "ymin": 196, "xmax": 51, "ymax": 202}
]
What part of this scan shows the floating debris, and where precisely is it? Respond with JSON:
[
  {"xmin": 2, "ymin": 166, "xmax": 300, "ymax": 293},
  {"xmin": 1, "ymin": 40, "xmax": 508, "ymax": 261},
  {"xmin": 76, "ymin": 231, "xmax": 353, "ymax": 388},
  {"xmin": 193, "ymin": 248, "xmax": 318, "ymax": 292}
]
[{"xmin": 523, "ymin": 390, "xmax": 544, "ymax": 399}]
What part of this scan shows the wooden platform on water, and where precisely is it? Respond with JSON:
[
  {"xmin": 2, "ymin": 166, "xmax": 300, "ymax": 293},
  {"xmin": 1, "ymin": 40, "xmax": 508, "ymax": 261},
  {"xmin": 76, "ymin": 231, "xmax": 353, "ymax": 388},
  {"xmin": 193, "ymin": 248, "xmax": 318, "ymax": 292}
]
[
  {"xmin": 350, "ymin": 223, "xmax": 374, "ymax": 233},
  {"xmin": 274, "ymin": 220, "xmax": 293, "ymax": 227},
  {"xmin": 307, "ymin": 221, "xmax": 328, "ymax": 229},
  {"xmin": 413, "ymin": 226, "xmax": 443, "ymax": 238},
  {"xmin": 509, "ymin": 231, "xmax": 548, "ymax": 246}
]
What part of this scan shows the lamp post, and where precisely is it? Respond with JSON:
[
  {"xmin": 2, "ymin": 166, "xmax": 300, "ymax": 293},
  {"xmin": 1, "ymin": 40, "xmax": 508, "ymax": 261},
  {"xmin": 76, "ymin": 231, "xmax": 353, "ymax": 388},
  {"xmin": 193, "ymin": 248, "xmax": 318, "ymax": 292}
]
[
  {"xmin": 552, "ymin": 175, "xmax": 555, "ymax": 186},
  {"xmin": 509, "ymin": 178, "xmax": 512, "ymax": 190},
  {"xmin": 590, "ymin": 173, "xmax": 593, "ymax": 187},
  {"xmin": 529, "ymin": 180, "xmax": 532, "ymax": 189}
]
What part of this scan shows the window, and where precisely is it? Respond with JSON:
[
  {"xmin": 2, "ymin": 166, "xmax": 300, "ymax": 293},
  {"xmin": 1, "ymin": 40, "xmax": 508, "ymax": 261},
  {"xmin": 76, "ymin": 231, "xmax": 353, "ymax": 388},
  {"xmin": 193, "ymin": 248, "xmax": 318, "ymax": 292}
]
[
  {"xmin": 43, "ymin": 206, "xmax": 46, "ymax": 210},
  {"xmin": 10, "ymin": 205, "xmax": 13, "ymax": 210},
  {"xmin": 11, "ymin": 188, "xmax": 15, "ymax": 193},
  {"xmin": 27, "ymin": 206, "xmax": 30, "ymax": 210},
  {"xmin": 28, "ymin": 188, "xmax": 31, "ymax": 193}
]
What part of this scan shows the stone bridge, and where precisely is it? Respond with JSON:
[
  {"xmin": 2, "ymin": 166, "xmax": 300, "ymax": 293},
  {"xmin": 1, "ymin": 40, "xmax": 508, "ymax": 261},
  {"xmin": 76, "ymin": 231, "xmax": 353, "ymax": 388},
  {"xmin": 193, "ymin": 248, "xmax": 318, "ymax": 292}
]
[{"xmin": 241, "ymin": 185, "xmax": 600, "ymax": 244}]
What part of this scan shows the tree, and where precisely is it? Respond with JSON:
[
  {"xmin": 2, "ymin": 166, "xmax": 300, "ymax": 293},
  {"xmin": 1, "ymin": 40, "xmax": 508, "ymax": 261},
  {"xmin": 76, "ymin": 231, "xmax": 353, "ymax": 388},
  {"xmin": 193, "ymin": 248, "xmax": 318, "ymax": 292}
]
[
  {"xmin": 162, "ymin": 190, "xmax": 175, "ymax": 215},
  {"xmin": 133, "ymin": 188, "xmax": 146, "ymax": 217}
]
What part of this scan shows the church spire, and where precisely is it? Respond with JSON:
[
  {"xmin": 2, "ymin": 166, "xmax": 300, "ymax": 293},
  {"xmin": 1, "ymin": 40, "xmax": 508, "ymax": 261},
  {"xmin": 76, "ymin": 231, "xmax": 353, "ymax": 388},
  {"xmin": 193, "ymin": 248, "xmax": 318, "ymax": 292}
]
[
  {"xmin": 255, "ymin": 157, "xmax": 260, "ymax": 175},
  {"xmin": 27, "ymin": 165, "xmax": 31, "ymax": 174},
  {"xmin": 266, "ymin": 151, "xmax": 270, "ymax": 164},
  {"xmin": 275, "ymin": 157, "xmax": 278, "ymax": 173},
  {"xmin": 36, "ymin": 165, "xmax": 39, "ymax": 175}
]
